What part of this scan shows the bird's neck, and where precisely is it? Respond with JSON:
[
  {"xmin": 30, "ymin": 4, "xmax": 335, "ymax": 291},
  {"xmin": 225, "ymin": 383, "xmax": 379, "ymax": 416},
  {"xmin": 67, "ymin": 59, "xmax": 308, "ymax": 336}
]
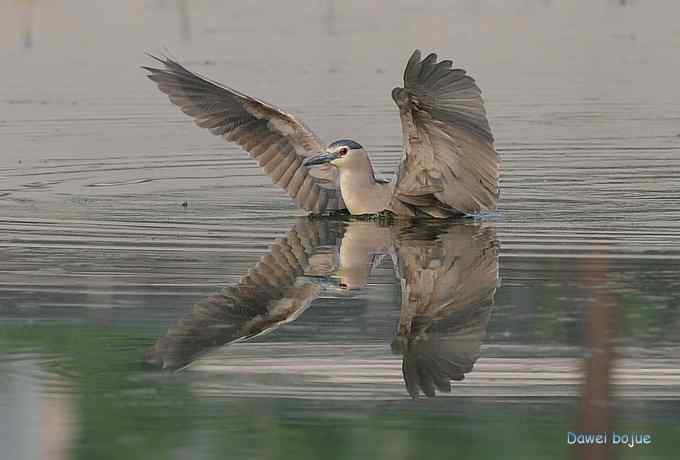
[
  {"xmin": 338, "ymin": 222, "xmax": 392, "ymax": 288},
  {"xmin": 337, "ymin": 155, "xmax": 392, "ymax": 215}
]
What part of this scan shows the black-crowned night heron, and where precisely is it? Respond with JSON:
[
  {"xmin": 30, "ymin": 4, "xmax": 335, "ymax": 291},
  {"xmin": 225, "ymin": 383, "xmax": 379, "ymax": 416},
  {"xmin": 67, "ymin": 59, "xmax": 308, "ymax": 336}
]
[{"xmin": 144, "ymin": 50, "xmax": 499, "ymax": 218}]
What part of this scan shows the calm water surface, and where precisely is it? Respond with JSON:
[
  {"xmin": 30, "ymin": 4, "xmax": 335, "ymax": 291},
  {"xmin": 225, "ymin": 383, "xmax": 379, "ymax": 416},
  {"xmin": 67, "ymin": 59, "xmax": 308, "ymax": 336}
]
[{"xmin": 1, "ymin": 1, "xmax": 680, "ymax": 459}]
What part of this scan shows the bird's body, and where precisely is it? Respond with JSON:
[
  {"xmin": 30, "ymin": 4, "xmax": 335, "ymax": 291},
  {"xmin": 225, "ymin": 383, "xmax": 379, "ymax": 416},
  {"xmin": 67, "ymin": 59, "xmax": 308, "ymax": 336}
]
[
  {"xmin": 144, "ymin": 50, "xmax": 499, "ymax": 218},
  {"xmin": 335, "ymin": 150, "xmax": 393, "ymax": 215}
]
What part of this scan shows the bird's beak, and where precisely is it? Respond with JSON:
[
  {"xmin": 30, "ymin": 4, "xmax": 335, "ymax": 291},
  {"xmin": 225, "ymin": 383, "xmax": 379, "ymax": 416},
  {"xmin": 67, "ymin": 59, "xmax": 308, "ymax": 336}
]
[
  {"xmin": 303, "ymin": 275, "xmax": 357, "ymax": 296},
  {"xmin": 303, "ymin": 151, "xmax": 337, "ymax": 167}
]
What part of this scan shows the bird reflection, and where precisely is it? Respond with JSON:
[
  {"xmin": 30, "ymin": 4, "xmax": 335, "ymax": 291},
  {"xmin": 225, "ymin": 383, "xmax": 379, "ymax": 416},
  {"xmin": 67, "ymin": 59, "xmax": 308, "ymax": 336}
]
[{"xmin": 146, "ymin": 217, "xmax": 498, "ymax": 398}]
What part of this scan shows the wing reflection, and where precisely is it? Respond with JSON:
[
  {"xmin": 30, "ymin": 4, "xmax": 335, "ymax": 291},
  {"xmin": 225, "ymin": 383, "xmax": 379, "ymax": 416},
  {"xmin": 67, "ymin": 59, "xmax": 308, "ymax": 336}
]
[
  {"xmin": 390, "ymin": 222, "xmax": 498, "ymax": 397},
  {"xmin": 147, "ymin": 217, "xmax": 498, "ymax": 398},
  {"xmin": 145, "ymin": 218, "xmax": 344, "ymax": 370}
]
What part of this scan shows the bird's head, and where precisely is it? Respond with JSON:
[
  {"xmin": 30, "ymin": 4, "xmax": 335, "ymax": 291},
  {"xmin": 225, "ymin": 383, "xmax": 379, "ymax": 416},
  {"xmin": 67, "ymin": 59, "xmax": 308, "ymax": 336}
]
[{"xmin": 303, "ymin": 139, "xmax": 365, "ymax": 168}]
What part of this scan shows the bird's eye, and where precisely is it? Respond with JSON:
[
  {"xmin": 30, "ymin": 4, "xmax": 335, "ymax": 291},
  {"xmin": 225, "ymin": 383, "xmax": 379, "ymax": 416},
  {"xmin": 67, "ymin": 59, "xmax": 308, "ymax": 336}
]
[{"xmin": 338, "ymin": 147, "xmax": 348, "ymax": 156}]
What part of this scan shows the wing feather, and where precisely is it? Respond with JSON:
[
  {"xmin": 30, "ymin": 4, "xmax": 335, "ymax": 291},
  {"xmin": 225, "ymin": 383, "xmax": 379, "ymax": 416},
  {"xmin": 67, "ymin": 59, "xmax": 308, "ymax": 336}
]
[
  {"xmin": 389, "ymin": 50, "xmax": 499, "ymax": 217},
  {"xmin": 145, "ymin": 218, "xmax": 343, "ymax": 370},
  {"xmin": 392, "ymin": 223, "xmax": 498, "ymax": 397},
  {"xmin": 144, "ymin": 55, "xmax": 345, "ymax": 213}
]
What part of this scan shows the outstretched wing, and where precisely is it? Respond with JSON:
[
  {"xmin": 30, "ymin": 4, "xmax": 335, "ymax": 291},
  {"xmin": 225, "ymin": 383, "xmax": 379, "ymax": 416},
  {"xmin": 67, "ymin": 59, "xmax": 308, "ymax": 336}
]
[
  {"xmin": 146, "ymin": 218, "xmax": 343, "ymax": 370},
  {"xmin": 389, "ymin": 50, "xmax": 499, "ymax": 217},
  {"xmin": 391, "ymin": 223, "xmax": 498, "ymax": 397},
  {"xmin": 144, "ymin": 55, "xmax": 345, "ymax": 213}
]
